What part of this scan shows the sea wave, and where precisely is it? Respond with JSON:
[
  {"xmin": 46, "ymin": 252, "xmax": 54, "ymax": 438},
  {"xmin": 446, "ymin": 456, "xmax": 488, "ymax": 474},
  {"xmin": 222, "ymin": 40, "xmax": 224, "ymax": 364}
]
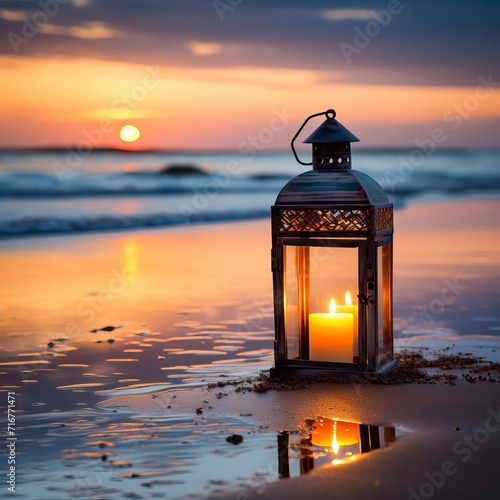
[
  {"xmin": 0, "ymin": 170, "xmax": 292, "ymax": 197},
  {"xmin": 1, "ymin": 169, "xmax": 500, "ymax": 198},
  {"xmin": 0, "ymin": 209, "xmax": 271, "ymax": 236},
  {"xmin": 1, "ymin": 162, "xmax": 500, "ymax": 237}
]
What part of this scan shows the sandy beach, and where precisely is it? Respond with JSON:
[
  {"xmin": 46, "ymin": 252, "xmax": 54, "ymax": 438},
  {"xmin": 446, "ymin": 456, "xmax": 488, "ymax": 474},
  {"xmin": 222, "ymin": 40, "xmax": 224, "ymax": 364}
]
[
  {"xmin": 101, "ymin": 375, "xmax": 500, "ymax": 500},
  {"xmin": 1, "ymin": 196, "xmax": 500, "ymax": 499}
]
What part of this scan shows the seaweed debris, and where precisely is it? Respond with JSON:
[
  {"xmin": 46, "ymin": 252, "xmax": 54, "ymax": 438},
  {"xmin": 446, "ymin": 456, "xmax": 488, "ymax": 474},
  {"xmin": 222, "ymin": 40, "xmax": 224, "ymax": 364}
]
[{"xmin": 205, "ymin": 351, "xmax": 500, "ymax": 394}]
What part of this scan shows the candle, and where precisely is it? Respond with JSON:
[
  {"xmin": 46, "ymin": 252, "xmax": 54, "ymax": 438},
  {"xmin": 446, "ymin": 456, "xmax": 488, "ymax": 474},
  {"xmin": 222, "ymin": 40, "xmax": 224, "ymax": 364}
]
[
  {"xmin": 309, "ymin": 298, "xmax": 353, "ymax": 362},
  {"xmin": 336, "ymin": 291, "xmax": 359, "ymax": 356}
]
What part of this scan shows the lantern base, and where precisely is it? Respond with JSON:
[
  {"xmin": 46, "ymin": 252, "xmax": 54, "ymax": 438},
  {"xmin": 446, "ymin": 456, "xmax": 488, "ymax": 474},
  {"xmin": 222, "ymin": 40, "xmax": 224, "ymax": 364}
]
[{"xmin": 270, "ymin": 359, "xmax": 397, "ymax": 379}]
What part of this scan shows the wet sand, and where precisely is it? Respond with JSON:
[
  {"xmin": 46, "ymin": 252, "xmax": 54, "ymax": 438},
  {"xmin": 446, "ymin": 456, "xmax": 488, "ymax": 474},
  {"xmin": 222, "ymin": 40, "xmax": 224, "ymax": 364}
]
[
  {"xmin": 1, "ymin": 196, "xmax": 500, "ymax": 498},
  {"xmin": 102, "ymin": 371, "xmax": 500, "ymax": 500}
]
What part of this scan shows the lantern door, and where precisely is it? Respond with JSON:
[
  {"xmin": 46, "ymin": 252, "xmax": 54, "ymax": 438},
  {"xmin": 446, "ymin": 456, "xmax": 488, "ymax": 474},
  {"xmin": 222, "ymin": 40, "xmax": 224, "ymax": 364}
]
[{"xmin": 276, "ymin": 238, "xmax": 365, "ymax": 368}]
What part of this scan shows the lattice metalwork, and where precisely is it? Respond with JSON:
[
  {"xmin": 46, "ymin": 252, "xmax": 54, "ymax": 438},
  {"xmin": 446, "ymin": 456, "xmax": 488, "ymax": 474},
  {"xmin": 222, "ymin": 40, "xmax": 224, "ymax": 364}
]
[
  {"xmin": 375, "ymin": 207, "xmax": 393, "ymax": 232},
  {"xmin": 274, "ymin": 209, "xmax": 369, "ymax": 233}
]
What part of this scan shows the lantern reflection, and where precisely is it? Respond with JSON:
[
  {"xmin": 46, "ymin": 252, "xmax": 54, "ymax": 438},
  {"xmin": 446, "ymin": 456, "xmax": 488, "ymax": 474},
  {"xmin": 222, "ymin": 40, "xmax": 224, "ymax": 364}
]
[{"xmin": 278, "ymin": 419, "xmax": 398, "ymax": 478}]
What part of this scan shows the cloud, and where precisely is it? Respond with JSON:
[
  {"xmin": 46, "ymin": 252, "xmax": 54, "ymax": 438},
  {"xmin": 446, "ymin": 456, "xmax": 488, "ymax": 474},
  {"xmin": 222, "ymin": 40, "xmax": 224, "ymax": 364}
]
[
  {"xmin": 189, "ymin": 42, "xmax": 222, "ymax": 57},
  {"xmin": 40, "ymin": 22, "xmax": 117, "ymax": 40},
  {"xmin": 321, "ymin": 9, "xmax": 377, "ymax": 21},
  {"xmin": 0, "ymin": 0, "xmax": 498, "ymax": 88},
  {"xmin": 0, "ymin": 9, "xmax": 25, "ymax": 22}
]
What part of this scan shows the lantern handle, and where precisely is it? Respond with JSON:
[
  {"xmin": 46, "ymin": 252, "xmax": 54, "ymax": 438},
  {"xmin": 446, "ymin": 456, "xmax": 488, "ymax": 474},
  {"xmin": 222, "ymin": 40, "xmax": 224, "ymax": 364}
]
[{"xmin": 291, "ymin": 109, "xmax": 336, "ymax": 166}]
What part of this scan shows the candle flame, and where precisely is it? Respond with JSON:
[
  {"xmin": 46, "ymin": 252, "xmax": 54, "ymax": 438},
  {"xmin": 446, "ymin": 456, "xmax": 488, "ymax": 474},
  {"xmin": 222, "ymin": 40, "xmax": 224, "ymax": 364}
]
[
  {"xmin": 332, "ymin": 422, "xmax": 339, "ymax": 454},
  {"xmin": 329, "ymin": 298, "xmax": 336, "ymax": 315},
  {"xmin": 345, "ymin": 291, "xmax": 352, "ymax": 306}
]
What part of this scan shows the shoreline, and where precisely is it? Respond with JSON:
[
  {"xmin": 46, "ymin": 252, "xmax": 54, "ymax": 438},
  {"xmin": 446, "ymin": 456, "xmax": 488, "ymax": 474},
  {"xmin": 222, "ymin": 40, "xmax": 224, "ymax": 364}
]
[{"xmin": 0, "ymin": 187, "xmax": 500, "ymax": 243}]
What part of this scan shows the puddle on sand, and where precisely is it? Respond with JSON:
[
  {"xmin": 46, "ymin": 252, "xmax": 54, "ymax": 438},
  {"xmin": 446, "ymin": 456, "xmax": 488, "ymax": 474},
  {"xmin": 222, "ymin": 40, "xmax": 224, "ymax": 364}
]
[{"xmin": 15, "ymin": 412, "xmax": 406, "ymax": 500}]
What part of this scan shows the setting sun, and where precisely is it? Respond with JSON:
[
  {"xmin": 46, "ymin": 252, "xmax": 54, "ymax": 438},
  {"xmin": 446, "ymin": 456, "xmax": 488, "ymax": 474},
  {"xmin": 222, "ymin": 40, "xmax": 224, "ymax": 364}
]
[{"xmin": 119, "ymin": 125, "xmax": 141, "ymax": 142}]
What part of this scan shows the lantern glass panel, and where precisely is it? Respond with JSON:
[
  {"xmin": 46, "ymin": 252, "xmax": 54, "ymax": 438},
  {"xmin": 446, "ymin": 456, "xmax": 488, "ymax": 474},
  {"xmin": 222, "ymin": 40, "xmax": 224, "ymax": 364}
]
[
  {"xmin": 283, "ymin": 240, "xmax": 360, "ymax": 363},
  {"xmin": 377, "ymin": 242, "xmax": 393, "ymax": 362},
  {"xmin": 283, "ymin": 244, "xmax": 300, "ymax": 359}
]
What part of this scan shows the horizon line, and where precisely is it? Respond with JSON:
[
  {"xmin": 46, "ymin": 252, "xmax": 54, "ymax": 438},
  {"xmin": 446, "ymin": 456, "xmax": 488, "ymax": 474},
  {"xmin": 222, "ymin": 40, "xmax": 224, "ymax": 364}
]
[{"xmin": 1, "ymin": 145, "xmax": 499, "ymax": 154}]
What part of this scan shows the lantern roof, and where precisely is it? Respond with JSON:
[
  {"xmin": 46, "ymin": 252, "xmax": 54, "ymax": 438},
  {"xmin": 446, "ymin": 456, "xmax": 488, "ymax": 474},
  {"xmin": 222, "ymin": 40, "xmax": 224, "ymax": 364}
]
[
  {"xmin": 275, "ymin": 169, "xmax": 389, "ymax": 207},
  {"xmin": 303, "ymin": 111, "xmax": 360, "ymax": 144}
]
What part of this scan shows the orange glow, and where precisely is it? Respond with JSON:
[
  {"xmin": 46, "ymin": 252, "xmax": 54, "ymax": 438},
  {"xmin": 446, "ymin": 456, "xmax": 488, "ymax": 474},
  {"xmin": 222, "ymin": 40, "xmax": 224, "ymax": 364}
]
[
  {"xmin": 1, "ymin": 55, "xmax": 500, "ymax": 148},
  {"xmin": 311, "ymin": 419, "xmax": 359, "ymax": 451},
  {"xmin": 395, "ymin": 200, "xmax": 500, "ymax": 278},
  {"xmin": 0, "ymin": 220, "xmax": 272, "ymax": 351}
]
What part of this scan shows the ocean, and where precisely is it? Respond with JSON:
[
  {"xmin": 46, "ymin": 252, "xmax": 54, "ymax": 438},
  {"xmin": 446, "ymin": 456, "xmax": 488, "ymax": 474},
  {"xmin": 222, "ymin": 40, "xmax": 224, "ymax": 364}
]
[{"xmin": 1, "ymin": 148, "xmax": 499, "ymax": 237}]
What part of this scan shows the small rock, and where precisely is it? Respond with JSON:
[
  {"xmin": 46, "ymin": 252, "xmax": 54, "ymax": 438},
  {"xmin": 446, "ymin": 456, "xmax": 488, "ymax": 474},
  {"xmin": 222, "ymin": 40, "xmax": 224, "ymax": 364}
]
[
  {"xmin": 107, "ymin": 339, "xmax": 115, "ymax": 344},
  {"xmin": 226, "ymin": 434, "xmax": 244, "ymax": 445},
  {"xmin": 101, "ymin": 326, "xmax": 120, "ymax": 332},
  {"xmin": 90, "ymin": 325, "xmax": 121, "ymax": 333},
  {"xmin": 159, "ymin": 164, "xmax": 207, "ymax": 175},
  {"xmin": 47, "ymin": 342, "xmax": 55, "ymax": 348},
  {"xmin": 196, "ymin": 408, "xmax": 203, "ymax": 415}
]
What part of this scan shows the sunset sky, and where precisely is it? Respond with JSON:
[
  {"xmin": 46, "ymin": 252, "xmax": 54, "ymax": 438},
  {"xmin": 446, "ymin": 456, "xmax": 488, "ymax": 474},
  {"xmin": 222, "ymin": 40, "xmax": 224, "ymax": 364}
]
[{"xmin": 0, "ymin": 0, "xmax": 499, "ymax": 149}]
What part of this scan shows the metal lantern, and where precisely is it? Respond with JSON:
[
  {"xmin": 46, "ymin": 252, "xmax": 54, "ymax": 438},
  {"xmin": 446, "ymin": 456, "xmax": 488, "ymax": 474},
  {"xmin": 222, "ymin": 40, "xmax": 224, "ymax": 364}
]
[{"xmin": 271, "ymin": 109, "xmax": 395, "ymax": 375}]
